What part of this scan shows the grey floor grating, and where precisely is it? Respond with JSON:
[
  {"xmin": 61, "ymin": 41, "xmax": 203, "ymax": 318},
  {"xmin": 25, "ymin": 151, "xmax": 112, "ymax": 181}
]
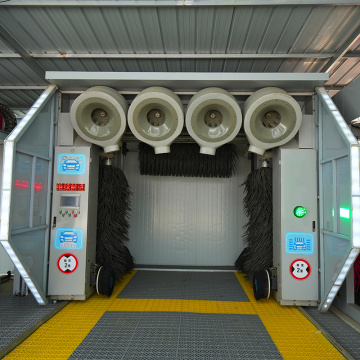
[
  {"xmin": 0, "ymin": 294, "xmax": 62, "ymax": 353},
  {"xmin": 118, "ymin": 271, "xmax": 249, "ymax": 302},
  {"xmin": 304, "ymin": 307, "xmax": 360, "ymax": 360},
  {"xmin": 69, "ymin": 311, "xmax": 283, "ymax": 360}
]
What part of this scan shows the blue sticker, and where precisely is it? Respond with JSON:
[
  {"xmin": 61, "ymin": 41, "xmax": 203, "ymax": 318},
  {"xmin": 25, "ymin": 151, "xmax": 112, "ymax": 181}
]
[
  {"xmin": 57, "ymin": 154, "xmax": 86, "ymax": 175},
  {"xmin": 54, "ymin": 228, "xmax": 84, "ymax": 250},
  {"xmin": 285, "ymin": 232, "xmax": 315, "ymax": 255}
]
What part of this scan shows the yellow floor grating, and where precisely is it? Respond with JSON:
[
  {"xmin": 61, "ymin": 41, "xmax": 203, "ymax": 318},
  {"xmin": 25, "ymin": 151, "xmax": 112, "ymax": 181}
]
[{"xmin": 4, "ymin": 270, "xmax": 344, "ymax": 360}]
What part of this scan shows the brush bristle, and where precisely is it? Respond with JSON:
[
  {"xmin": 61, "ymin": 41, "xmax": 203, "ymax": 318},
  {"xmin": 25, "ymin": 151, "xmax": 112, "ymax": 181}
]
[
  {"xmin": 235, "ymin": 167, "xmax": 273, "ymax": 281},
  {"xmin": 138, "ymin": 143, "xmax": 238, "ymax": 178},
  {"xmin": 96, "ymin": 164, "xmax": 135, "ymax": 282}
]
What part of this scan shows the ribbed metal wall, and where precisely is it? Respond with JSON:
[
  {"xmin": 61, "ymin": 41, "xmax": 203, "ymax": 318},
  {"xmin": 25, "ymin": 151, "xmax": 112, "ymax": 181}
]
[
  {"xmin": 0, "ymin": 6, "xmax": 358, "ymax": 55},
  {"xmin": 0, "ymin": 59, "xmax": 46, "ymax": 86},
  {"xmin": 123, "ymin": 145, "xmax": 250, "ymax": 266},
  {"xmin": 0, "ymin": 4, "xmax": 359, "ymax": 94},
  {"xmin": 0, "ymin": 89, "xmax": 43, "ymax": 108}
]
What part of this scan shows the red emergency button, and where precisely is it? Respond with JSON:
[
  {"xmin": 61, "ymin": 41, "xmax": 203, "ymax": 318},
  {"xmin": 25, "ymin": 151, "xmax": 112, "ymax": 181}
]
[{"xmin": 74, "ymin": 214, "xmax": 77, "ymax": 218}]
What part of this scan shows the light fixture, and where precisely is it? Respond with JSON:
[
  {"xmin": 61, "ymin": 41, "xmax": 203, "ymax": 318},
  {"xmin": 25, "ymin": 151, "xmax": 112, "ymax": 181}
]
[{"xmin": 294, "ymin": 206, "xmax": 307, "ymax": 218}]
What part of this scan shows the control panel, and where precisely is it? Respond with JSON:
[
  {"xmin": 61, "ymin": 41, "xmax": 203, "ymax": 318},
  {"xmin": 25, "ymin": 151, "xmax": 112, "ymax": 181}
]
[
  {"xmin": 47, "ymin": 145, "xmax": 99, "ymax": 300},
  {"xmin": 58, "ymin": 194, "xmax": 81, "ymax": 218}
]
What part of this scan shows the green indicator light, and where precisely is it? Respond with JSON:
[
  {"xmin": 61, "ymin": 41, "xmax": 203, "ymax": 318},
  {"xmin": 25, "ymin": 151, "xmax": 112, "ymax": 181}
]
[
  {"xmin": 340, "ymin": 207, "xmax": 350, "ymax": 219},
  {"xmin": 294, "ymin": 206, "xmax": 307, "ymax": 218}
]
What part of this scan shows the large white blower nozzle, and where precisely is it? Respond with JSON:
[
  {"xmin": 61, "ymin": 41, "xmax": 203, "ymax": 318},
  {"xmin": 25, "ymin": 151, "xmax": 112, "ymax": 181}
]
[
  {"xmin": 243, "ymin": 87, "xmax": 302, "ymax": 156},
  {"xmin": 185, "ymin": 87, "xmax": 242, "ymax": 155},
  {"xmin": 127, "ymin": 87, "xmax": 184, "ymax": 154},
  {"xmin": 70, "ymin": 86, "xmax": 128, "ymax": 153}
]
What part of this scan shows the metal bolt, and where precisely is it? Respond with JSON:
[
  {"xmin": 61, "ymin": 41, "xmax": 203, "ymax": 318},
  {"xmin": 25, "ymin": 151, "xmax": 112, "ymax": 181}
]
[
  {"xmin": 265, "ymin": 112, "xmax": 272, "ymax": 119},
  {"xmin": 100, "ymin": 111, "xmax": 107, "ymax": 117},
  {"xmin": 155, "ymin": 112, "xmax": 161, "ymax": 118},
  {"xmin": 210, "ymin": 112, "xmax": 216, "ymax": 119}
]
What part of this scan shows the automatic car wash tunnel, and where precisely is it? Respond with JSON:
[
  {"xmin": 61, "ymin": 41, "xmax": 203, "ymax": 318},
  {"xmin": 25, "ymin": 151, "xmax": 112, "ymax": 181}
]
[{"xmin": 1, "ymin": 1, "xmax": 360, "ymax": 359}]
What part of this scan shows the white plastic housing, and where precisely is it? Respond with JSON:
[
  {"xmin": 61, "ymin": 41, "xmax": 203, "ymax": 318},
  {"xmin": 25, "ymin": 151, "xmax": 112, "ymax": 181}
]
[
  {"xmin": 70, "ymin": 86, "xmax": 128, "ymax": 153},
  {"xmin": 243, "ymin": 87, "xmax": 302, "ymax": 155},
  {"xmin": 185, "ymin": 87, "xmax": 242, "ymax": 155},
  {"xmin": 127, "ymin": 87, "xmax": 184, "ymax": 154}
]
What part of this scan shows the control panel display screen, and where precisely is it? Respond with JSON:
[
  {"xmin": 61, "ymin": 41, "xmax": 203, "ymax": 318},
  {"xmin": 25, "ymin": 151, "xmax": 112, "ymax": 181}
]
[
  {"xmin": 60, "ymin": 195, "xmax": 80, "ymax": 209},
  {"xmin": 57, "ymin": 183, "xmax": 85, "ymax": 191}
]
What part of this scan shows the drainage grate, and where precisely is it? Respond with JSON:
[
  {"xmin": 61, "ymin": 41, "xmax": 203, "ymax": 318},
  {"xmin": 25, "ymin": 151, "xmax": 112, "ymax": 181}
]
[
  {"xmin": 117, "ymin": 271, "xmax": 249, "ymax": 302},
  {"xmin": 69, "ymin": 311, "xmax": 282, "ymax": 360}
]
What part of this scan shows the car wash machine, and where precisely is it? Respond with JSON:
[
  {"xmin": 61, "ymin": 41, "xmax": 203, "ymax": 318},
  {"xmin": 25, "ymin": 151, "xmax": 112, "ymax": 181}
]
[{"xmin": 0, "ymin": 72, "xmax": 359, "ymax": 314}]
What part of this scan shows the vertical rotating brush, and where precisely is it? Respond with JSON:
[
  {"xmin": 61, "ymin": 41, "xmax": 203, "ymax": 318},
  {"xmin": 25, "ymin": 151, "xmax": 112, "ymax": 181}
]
[
  {"xmin": 235, "ymin": 160, "xmax": 273, "ymax": 284},
  {"xmin": 0, "ymin": 104, "xmax": 17, "ymax": 133},
  {"xmin": 96, "ymin": 155, "xmax": 134, "ymax": 285},
  {"xmin": 355, "ymin": 256, "xmax": 360, "ymax": 305}
]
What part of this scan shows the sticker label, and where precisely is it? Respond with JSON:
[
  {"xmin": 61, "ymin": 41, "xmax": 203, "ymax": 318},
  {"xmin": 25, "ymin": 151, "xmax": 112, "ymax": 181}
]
[
  {"xmin": 290, "ymin": 259, "xmax": 311, "ymax": 280},
  {"xmin": 57, "ymin": 154, "xmax": 86, "ymax": 175},
  {"xmin": 54, "ymin": 228, "xmax": 84, "ymax": 250},
  {"xmin": 57, "ymin": 253, "xmax": 78, "ymax": 274},
  {"xmin": 285, "ymin": 232, "xmax": 314, "ymax": 255}
]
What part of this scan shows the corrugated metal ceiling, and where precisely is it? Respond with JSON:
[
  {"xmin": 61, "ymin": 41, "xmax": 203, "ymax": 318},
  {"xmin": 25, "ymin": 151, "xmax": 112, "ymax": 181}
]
[{"xmin": 0, "ymin": 2, "xmax": 359, "ymax": 109}]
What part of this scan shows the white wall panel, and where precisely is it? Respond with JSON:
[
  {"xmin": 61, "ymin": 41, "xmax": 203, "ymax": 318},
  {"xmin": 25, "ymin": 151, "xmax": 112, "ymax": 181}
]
[{"xmin": 124, "ymin": 146, "xmax": 250, "ymax": 266}]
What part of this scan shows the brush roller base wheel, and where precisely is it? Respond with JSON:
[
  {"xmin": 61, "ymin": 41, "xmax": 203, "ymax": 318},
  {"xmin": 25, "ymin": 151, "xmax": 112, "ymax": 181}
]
[
  {"xmin": 253, "ymin": 269, "xmax": 271, "ymax": 300},
  {"xmin": 96, "ymin": 266, "xmax": 115, "ymax": 297}
]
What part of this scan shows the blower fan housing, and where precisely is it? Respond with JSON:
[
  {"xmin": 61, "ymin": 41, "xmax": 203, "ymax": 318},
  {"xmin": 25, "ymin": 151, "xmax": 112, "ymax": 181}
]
[
  {"xmin": 185, "ymin": 87, "xmax": 242, "ymax": 155},
  {"xmin": 243, "ymin": 87, "xmax": 302, "ymax": 155},
  {"xmin": 70, "ymin": 86, "xmax": 128, "ymax": 153},
  {"xmin": 127, "ymin": 86, "xmax": 184, "ymax": 154}
]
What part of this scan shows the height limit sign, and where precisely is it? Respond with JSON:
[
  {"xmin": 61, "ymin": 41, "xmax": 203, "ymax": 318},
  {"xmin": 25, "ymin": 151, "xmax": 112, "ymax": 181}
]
[
  {"xmin": 57, "ymin": 253, "xmax": 78, "ymax": 274},
  {"xmin": 290, "ymin": 259, "xmax": 311, "ymax": 280}
]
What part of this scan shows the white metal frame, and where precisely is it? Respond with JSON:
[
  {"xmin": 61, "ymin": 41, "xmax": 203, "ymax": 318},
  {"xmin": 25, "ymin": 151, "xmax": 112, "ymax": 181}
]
[
  {"xmin": 0, "ymin": 85, "xmax": 58, "ymax": 304},
  {"xmin": 316, "ymin": 86, "xmax": 360, "ymax": 311}
]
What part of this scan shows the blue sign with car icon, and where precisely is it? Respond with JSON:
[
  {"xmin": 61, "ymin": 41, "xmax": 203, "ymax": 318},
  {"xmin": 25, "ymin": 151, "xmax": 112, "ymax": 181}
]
[
  {"xmin": 62, "ymin": 159, "xmax": 80, "ymax": 171},
  {"xmin": 57, "ymin": 154, "xmax": 86, "ymax": 175},
  {"xmin": 54, "ymin": 228, "xmax": 84, "ymax": 250},
  {"xmin": 285, "ymin": 232, "xmax": 314, "ymax": 255}
]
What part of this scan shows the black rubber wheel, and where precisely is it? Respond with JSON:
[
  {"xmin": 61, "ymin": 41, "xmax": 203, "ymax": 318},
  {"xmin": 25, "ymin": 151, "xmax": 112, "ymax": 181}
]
[
  {"xmin": 253, "ymin": 269, "xmax": 271, "ymax": 300},
  {"xmin": 0, "ymin": 104, "xmax": 17, "ymax": 133},
  {"xmin": 96, "ymin": 266, "xmax": 114, "ymax": 297}
]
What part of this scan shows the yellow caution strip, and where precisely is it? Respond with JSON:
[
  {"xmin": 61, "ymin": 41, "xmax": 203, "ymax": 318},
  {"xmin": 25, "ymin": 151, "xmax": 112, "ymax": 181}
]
[
  {"xmin": 109, "ymin": 298, "xmax": 256, "ymax": 314},
  {"xmin": 4, "ymin": 270, "xmax": 137, "ymax": 360},
  {"xmin": 234, "ymin": 273, "xmax": 345, "ymax": 360}
]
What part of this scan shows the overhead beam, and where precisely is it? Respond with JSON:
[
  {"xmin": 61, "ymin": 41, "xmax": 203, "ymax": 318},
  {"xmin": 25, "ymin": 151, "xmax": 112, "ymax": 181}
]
[
  {"xmin": 1, "ymin": 52, "xmax": 359, "ymax": 60},
  {"xmin": 32, "ymin": 53, "xmax": 334, "ymax": 59},
  {"xmin": 0, "ymin": 24, "xmax": 46, "ymax": 81},
  {"xmin": 0, "ymin": 52, "xmax": 344, "ymax": 59},
  {"xmin": 0, "ymin": 86, "xmax": 47, "ymax": 90},
  {"xmin": 344, "ymin": 53, "xmax": 360, "ymax": 58},
  {"xmin": 1, "ymin": 0, "xmax": 360, "ymax": 6},
  {"xmin": 46, "ymin": 71, "xmax": 329, "ymax": 93},
  {"xmin": 323, "ymin": 25, "xmax": 360, "ymax": 74}
]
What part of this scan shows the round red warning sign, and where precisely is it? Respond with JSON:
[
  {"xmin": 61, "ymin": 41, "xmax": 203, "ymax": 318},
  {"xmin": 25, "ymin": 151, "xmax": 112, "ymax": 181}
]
[
  {"xmin": 57, "ymin": 253, "xmax": 78, "ymax": 274},
  {"xmin": 290, "ymin": 259, "xmax": 311, "ymax": 280}
]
